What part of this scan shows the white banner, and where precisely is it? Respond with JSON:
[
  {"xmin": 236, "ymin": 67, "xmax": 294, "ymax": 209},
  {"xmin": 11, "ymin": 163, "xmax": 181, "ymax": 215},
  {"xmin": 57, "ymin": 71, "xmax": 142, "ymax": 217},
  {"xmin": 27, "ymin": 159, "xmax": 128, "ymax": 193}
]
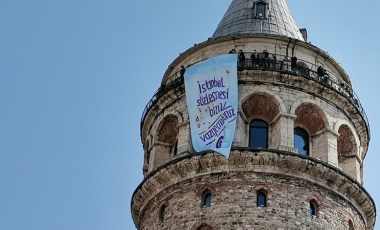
[{"xmin": 184, "ymin": 54, "xmax": 238, "ymax": 157}]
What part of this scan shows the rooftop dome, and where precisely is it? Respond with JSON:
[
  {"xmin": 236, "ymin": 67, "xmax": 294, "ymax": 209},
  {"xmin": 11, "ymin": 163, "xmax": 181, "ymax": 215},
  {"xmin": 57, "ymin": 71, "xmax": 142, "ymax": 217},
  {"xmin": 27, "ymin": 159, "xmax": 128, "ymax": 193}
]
[{"xmin": 213, "ymin": 0, "xmax": 304, "ymax": 40}]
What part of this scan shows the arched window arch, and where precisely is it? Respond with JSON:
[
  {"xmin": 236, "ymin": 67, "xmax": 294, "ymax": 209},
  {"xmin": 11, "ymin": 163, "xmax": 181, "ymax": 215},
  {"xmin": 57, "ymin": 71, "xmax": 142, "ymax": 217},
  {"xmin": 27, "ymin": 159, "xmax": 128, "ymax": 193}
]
[
  {"xmin": 153, "ymin": 115, "xmax": 179, "ymax": 169},
  {"xmin": 337, "ymin": 125, "xmax": 359, "ymax": 180},
  {"xmin": 159, "ymin": 204, "xmax": 167, "ymax": 223},
  {"xmin": 294, "ymin": 127, "xmax": 309, "ymax": 156},
  {"xmin": 202, "ymin": 191, "xmax": 212, "ymax": 208},
  {"xmin": 242, "ymin": 93, "xmax": 282, "ymax": 149},
  {"xmin": 191, "ymin": 222, "xmax": 217, "ymax": 230},
  {"xmin": 308, "ymin": 200, "xmax": 318, "ymax": 217},
  {"xmin": 249, "ymin": 119, "xmax": 268, "ymax": 149},
  {"xmin": 294, "ymin": 103, "xmax": 328, "ymax": 159},
  {"xmin": 257, "ymin": 190, "xmax": 267, "ymax": 207},
  {"xmin": 197, "ymin": 224, "xmax": 213, "ymax": 230}
]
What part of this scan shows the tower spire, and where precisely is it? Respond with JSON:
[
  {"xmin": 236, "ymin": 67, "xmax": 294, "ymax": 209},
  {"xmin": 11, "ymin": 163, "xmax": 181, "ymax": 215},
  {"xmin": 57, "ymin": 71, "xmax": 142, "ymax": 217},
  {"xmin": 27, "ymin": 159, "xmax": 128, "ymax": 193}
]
[{"xmin": 213, "ymin": 0, "xmax": 304, "ymax": 40}]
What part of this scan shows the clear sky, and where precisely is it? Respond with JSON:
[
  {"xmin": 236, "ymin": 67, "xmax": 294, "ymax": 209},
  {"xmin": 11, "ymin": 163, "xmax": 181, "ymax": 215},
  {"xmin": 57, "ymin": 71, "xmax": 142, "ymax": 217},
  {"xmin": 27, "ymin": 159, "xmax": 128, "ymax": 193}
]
[{"xmin": 0, "ymin": 1, "xmax": 379, "ymax": 230}]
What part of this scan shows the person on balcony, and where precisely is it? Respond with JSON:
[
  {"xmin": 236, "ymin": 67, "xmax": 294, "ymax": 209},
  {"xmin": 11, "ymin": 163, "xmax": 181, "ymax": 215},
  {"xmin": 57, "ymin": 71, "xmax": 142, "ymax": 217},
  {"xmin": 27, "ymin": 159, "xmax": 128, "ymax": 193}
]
[
  {"xmin": 263, "ymin": 50, "xmax": 269, "ymax": 68},
  {"xmin": 271, "ymin": 54, "xmax": 277, "ymax": 69},
  {"xmin": 251, "ymin": 50, "xmax": 257, "ymax": 68},
  {"xmin": 238, "ymin": 50, "xmax": 245, "ymax": 62},
  {"xmin": 291, "ymin": 56, "xmax": 297, "ymax": 70},
  {"xmin": 317, "ymin": 65, "xmax": 329, "ymax": 84},
  {"xmin": 317, "ymin": 65, "xmax": 325, "ymax": 77},
  {"xmin": 238, "ymin": 50, "xmax": 246, "ymax": 70}
]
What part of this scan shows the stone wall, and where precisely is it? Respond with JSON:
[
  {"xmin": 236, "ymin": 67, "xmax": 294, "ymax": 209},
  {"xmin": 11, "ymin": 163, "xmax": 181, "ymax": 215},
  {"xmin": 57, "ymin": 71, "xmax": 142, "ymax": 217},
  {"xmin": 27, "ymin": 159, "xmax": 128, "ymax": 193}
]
[
  {"xmin": 132, "ymin": 151, "xmax": 375, "ymax": 229},
  {"xmin": 141, "ymin": 174, "xmax": 364, "ymax": 230}
]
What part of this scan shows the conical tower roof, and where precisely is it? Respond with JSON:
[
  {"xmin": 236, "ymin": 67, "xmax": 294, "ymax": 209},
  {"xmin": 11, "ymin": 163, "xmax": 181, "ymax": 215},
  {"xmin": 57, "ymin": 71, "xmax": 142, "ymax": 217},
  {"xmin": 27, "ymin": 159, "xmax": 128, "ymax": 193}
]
[{"xmin": 213, "ymin": 0, "xmax": 304, "ymax": 40}]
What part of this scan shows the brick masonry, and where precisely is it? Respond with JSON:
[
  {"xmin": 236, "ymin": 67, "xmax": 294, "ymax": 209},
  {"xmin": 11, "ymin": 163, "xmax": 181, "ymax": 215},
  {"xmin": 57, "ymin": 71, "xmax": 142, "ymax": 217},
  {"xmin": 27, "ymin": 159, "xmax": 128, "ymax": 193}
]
[{"xmin": 132, "ymin": 152, "xmax": 374, "ymax": 229}]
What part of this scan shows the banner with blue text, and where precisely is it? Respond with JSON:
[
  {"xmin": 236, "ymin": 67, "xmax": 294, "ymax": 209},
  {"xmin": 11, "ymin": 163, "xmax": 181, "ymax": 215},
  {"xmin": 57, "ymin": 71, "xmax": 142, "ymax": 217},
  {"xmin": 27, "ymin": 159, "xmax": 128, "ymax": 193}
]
[{"xmin": 184, "ymin": 54, "xmax": 238, "ymax": 157}]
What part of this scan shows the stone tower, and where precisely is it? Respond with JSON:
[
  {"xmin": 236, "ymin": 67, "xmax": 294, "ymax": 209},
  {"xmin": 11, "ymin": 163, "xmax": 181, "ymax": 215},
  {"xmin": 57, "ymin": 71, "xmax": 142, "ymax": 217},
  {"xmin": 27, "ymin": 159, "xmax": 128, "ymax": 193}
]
[{"xmin": 131, "ymin": 0, "xmax": 376, "ymax": 229}]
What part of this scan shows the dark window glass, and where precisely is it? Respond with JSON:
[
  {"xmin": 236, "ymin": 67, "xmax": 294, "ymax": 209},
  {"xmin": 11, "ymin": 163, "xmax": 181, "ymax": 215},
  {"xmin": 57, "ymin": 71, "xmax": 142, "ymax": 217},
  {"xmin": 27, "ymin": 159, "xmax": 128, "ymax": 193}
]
[
  {"xmin": 294, "ymin": 127, "xmax": 309, "ymax": 156},
  {"xmin": 309, "ymin": 201, "xmax": 317, "ymax": 217},
  {"xmin": 159, "ymin": 205, "xmax": 166, "ymax": 222},
  {"xmin": 256, "ymin": 3, "xmax": 266, "ymax": 17},
  {"xmin": 348, "ymin": 220, "xmax": 354, "ymax": 230},
  {"xmin": 173, "ymin": 139, "xmax": 178, "ymax": 156},
  {"xmin": 249, "ymin": 120, "xmax": 268, "ymax": 149},
  {"xmin": 203, "ymin": 192, "xmax": 212, "ymax": 208},
  {"xmin": 257, "ymin": 191, "xmax": 267, "ymax": 207}
]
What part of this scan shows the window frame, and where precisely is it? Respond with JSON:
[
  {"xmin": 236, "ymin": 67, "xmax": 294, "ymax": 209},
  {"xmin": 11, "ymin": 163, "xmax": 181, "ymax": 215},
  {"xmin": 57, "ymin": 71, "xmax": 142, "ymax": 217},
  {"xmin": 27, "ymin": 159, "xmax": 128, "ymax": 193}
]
[
  {"xmin": 308, "ymin": 200, "xmax": 318, "ymax": 217},
  {"xmin": 254, "ymin": 1, "xmax": 267, "ymax": 18},
  {"xmin": 202, "ymin": 191, "xmax": 212, "ymax": 208},
  {"xmin": 249, "ymin": 119, "xmax": 269, "ymax": 149},
  {"xmin": 294, "ymin": 127, "xmax": 310, "ymax": 156},
  {"xmin": 256, "ymin": 190, "xmax": 267, "ymax": 207}
]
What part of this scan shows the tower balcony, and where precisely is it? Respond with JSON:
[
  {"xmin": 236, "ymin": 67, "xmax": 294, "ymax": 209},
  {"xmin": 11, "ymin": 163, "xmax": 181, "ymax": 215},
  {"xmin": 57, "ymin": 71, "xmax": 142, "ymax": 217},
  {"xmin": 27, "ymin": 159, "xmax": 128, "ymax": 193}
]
[{"xmin": 141, "ymin": 51, "xmax": 369, "ymax": 144}]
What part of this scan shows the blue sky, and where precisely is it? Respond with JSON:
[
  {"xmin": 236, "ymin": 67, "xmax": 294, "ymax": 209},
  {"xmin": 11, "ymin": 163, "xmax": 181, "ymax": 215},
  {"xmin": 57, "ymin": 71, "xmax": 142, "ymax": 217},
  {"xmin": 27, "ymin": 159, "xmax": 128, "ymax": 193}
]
[{"xmin": 0, "ymin": 1, "xmax": 379, "ymax": 229}]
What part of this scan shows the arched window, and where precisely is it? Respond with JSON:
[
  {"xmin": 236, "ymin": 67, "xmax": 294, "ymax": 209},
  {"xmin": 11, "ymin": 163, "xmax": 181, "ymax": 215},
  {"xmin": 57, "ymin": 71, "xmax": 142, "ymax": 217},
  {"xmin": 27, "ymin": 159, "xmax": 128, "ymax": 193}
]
[
  {"xmin": 202, "ymin": 191, "xmax": 212, "ymax": 208},
  {"xmin": 309, "ymin": 200, "xmax": 317, "ymax": 217},
  {"xmin": 257, "ymin": 190, "xmax": 267, "ymax": 207},
  {"xmin": 294, "ymin": 104, "xmax": 327, "ymax": 159},
  {"xmin": 249, "ymin": 119, "xmax": 268, "ymax": 149},
  {"xmin": 294, "ymin": 127, "xmax": 309, "ymax": 156},
  {"xmin": 348, "ymin": 220, "xmax": 354, "ymax": 230},
  {"xmin": 159, "ymin": 204, "xmax": 166, "ymax": 223},
  {"xmin": 338, "ymin": 125, "xmax": 359, "ymax": 180},
  {"xmin": 154, "ymin": 115, "xmax": 179, "ymax": 168}
]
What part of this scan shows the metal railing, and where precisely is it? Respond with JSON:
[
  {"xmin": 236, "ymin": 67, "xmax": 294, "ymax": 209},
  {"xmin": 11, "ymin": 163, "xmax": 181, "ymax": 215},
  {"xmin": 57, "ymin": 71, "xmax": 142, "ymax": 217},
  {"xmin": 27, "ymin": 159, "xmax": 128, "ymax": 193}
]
[
  {"xmin": 236, "ymin": 52, "xmax": 369, "ymax": 133},
  {"xmin": 140, "ymin": 53, "xmax": 370, "ymax": 139},
  {"xmin": 140, "ymin": 74, "xmax": 184, "ymax": 131}
]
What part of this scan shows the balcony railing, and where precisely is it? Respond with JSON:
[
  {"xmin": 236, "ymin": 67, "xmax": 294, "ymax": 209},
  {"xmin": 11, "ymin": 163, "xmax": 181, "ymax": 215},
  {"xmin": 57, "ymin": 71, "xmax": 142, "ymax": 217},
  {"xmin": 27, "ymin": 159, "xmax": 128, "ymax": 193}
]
[
  {"xmin": 140, "ymin": 74, "xmax": 184, "ymax": 131},
  {"xmin": 140, "ymin": 53, "xmax": 370, "ymax": 140}
]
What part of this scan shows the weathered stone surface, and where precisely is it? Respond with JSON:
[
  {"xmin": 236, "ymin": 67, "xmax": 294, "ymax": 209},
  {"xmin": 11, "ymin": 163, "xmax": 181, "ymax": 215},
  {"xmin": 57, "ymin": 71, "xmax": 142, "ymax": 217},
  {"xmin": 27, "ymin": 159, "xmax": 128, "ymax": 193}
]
[
  {"xmin": 132, "ymin": 151, "xmax": 375, "ymax": 229},
  {"xmin": 135, "ymin": 13, "xmax": 374, "ymax": 230}
]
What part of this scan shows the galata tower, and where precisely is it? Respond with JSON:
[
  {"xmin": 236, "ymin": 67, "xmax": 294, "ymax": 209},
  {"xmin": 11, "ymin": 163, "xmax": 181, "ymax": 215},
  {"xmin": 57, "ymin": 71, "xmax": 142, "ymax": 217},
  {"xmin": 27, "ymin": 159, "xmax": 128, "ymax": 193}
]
[{"xmin": 131, "ymin": 0, "xmax": 376, "ymax": 229}]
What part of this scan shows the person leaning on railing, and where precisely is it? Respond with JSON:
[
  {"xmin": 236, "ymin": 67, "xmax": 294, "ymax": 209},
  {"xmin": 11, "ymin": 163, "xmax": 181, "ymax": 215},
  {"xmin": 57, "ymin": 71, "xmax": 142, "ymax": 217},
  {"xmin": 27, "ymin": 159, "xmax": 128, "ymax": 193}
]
[
  {"xmin": 251, "ymin": 50, "xmax": 257, "ymax": 68},
  {"xmin": 271, "ymin": 54, "xmax": 277, "ymax": 69},
  {"xmin": 291, "ymin": 56, "xmax": 297, "ymax": 70},
  {"xmin": 317, "ymin": 65, "xmax": 330, "ymax": 84},
  {"xmin": 238, "ymin": 50, "xmax": 246, "ymax": 70}
]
